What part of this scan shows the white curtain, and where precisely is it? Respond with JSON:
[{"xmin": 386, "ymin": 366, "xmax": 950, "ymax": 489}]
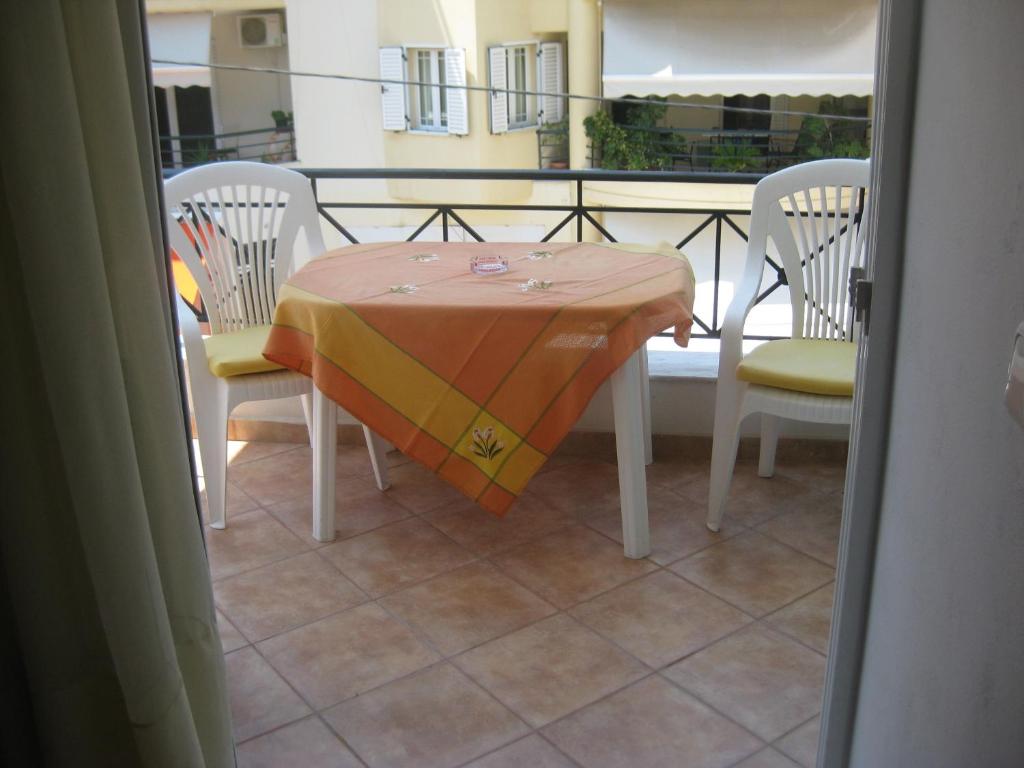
[{"xmin": 0, "ymin": 1, "xmax": 233, "ymax": 765}]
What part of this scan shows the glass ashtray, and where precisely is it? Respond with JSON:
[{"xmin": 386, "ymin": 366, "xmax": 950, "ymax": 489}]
[{"xmin": 470, "ymin": 254, "xmax": 509, "ymax": 275}]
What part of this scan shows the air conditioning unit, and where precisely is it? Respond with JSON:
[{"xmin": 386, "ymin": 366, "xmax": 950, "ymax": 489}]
[{"xmin": 238, "ymin": 14, "xmax": 284, "ymax": 48}]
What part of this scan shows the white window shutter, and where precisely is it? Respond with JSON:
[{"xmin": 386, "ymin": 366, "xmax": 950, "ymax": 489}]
[
  {"xmin": 538, "ymin": 42, "xmax": 565, "ymax": 124},
  {"xmin": 379, "ymin": 46, "xmax": 407, "ymax": 131},
  {"xmin": 445, "ymin": 48, "xmax": 469, "ymax": 135},
  {"xmin": 488, "ymin": 46, "xmax": 509, "ymax": 134}
]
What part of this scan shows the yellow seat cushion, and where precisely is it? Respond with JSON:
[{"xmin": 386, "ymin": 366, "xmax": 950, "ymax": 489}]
[
  {"xmin": 203, "ymin": 326, "xmax": 285, "ymax": 378},
  {"xmin": 736, "ymin": 338, "xmax": 856, "ymax": 396}
]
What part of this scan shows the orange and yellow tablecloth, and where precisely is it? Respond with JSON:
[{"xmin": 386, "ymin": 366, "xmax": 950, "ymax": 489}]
[{"xmin": 263, "ymin": 241, "xmax": 694, "ymax": 515}]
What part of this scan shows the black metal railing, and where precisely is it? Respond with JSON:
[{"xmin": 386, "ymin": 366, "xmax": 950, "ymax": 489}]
[
  {"xmin": 163, "ymin": 166, "xmax": 865, "ymax": 340},
  {"xmin": 300, "ymin": 168, "xmax": 779, "ymax": 340},
  {"xmin": 159, "ymin": 125, "xmax": 295, "ymax": 169},
  {"xmin": 536, "ymin": 123, "xmax": 569, "ymax": 169}
]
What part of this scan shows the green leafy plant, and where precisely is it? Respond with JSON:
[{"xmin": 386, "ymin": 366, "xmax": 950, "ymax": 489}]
[
  {"xmin": 185, "ymin": 141, "xmax": 233, "ymax": 166},
  {"xmin": 271, "ymin": 109, "xmax": 294, "ymax": 129},
  {"xmin": 794, "ymin": 99, "xmax": 870, "ymax": 160},
  {"xmin": 831, "ymin": 140, "xmax": 870, "ymax": 159},
  {"xmin": 584, "ymin": 99, "xmax": 685, "ymax": 170},
  {"xmin": 711, "ymin": 143, "xmax": 761, "ymax": 172}
]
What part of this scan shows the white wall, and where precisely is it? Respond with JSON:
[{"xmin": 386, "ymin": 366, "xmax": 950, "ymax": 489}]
[
  {"xmin": 284, "ymin": 0, "xmax": 386, "ymax": 170},
  {"xmin": 849, "ymin": 2, "xmax": 1024, "ymax": 765},
  {"xmin": 209, "ymin": 11, "xmax": 291, "ymax": 134}
]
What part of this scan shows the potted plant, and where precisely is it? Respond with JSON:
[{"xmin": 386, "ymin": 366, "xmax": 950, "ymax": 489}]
[
  {"xmin": 271, "ymin": 109, "xmax": 294, "ymax": 130},
  {"xmin": 541, "ymin": 117, "xmax": 570, "ymax": 168}
]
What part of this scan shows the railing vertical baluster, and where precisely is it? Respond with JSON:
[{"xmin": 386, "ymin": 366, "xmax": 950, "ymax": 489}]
[
  {"xmin": 576, "ymin": 179, "xmax": 583, "ymax": 242},
  {"xmin": 204, "ymin": 167, "xmax": 801, "ymax": 343},
  {"xmin": 712, "ymin": 214, "xmax": 723, "ymax": 333}
]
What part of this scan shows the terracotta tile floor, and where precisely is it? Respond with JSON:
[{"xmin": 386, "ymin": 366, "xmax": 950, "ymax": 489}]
[{"xmin": 203, "ymin": 439, "xmax": 843, "ymax": 768}]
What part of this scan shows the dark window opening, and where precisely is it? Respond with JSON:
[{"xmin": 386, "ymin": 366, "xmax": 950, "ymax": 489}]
[
  {"xmin": 723, "ymin": 94, "xmax": 771, "ymax": 146},
  {"xmin": 175, "ymin": 86, "xmax": 215, "ymax": 164}
]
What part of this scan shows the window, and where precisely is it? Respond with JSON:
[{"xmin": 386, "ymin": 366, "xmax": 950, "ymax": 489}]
[
  {"xmin": 488, "ymin": 41, "xmax": 564, "ymax": 135},
  {"xmin": 411, "ymin": 48, "xmax": 447, "ymax": 131},
  {"xmin": 154, "ymin": 85, "xmax": 215, "ymax": 168},
  {"xmin": 378, "ymin": 47, "xmax": 468, "ymax": 135},
  {"xmin": 723, "ymin": 94, "xmax": 772, "ymax": 147},
  {"xmin": 507, "ymin": 45, "xmax": 535, "ymax": 128}
]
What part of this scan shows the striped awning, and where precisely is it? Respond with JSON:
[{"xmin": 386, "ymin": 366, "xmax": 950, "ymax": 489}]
[
  {"xmin": 147, "ymin": 13, "xmax": 211, "ymax": 89},
  {"xmin": 602, "ymin": 0, "xmax": 878, "ymax": 98}
]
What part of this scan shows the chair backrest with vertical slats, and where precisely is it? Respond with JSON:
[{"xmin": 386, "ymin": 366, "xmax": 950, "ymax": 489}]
[
  {"xmin": 753, "ymin": 159, "xmax": 871, "ymax": 341},
  {"xmin": 164, "ymin": 162, "xmax": 326, "ymax": 335}
]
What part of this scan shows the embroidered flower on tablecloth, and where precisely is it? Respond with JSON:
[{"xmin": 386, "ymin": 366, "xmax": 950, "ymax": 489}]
[
  {"xmin": 526, "ymin": 250, "xmax": 553, "ymax": 260},
  {"xmin": 519, "ymin": 277, "xmax": 553, "ymax": 292},
  {"xmin": 408, "ymin": 253, "xmax": 439, "ymax": 262},
  {"xmin": 388, "ymin": 284, "xmax": 418, "ymax": 294},
  {"xmin": 470, "ymin": 427, "xmax": 504, "ymax": 460}
]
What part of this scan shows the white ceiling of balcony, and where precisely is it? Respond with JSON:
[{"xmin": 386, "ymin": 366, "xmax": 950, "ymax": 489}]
[
  {"xmin": 602, "ymin": 0, "xmax": 878, "ymax": 98},
  {"xmin": 147, "ymin": 12, "xmax": 212, "ymax": 89}
]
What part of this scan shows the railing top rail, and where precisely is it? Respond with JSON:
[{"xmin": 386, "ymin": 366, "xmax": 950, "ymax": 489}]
[
  {"xmin": 159, "ymin": 125, "xmax": 290, "ymax": 142},
  {"xmin": 611, "ymin": 124, "xmax": 806, "ymax": 139},
  {"xmin": 297, "ymin": 167, "xmax": 765, "ymax": 184}
]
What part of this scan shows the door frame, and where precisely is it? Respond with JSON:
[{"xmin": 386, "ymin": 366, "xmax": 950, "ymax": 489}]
[{"xmin": 818, "ymin": 1, "xmax": 923, "ymax": 765}]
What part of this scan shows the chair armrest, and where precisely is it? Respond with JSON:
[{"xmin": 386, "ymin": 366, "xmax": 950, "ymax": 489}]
[
  {"xmin": 176, "ymin": 295, "xmax": 214, "ymax": 387},
  {"xmin": 717, "ymin": 237, "xmax": 768, "ymax": 380}
]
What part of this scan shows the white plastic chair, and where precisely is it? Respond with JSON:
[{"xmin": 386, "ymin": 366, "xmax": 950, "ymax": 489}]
[
  {"xmin": 165, "ymin": 162, "xmax": 390, "ymax": 529},
  {"xmin": 707, "ymin": 159, "xmax": 870, "ymax": 531}
]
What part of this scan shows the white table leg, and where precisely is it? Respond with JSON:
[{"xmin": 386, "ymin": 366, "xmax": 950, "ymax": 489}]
[
  {"xmin": 312, "ymin": 384, "xmax": 337, "ymax": 542},
  {"xmin": 611, "ymin": 349, "xmax": 651, "ymax": 558},
  {"xmin": 638, "ymin": 342, "xmax": 653, "ymax": 465}
]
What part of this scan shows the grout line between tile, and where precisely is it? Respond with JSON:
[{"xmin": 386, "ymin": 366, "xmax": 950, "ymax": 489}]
[
  {"xmin": 218, "ymin": 441, "xmax": 840, "ymax": 761},
  {"xmin": 225, "ymin": 441, "xmax": 307, "ymax": 469},
  {"xmin": 441, "ymin": 663, "xmax": 538, "ymax": 761},
  {"xmin": 207, "ymin": 509, "xmax": 314, "ymax": 585},
  {"xmin": 307, "ymin": 518, "xmax": 482, "ymax": 600},
  {"xmin": 655, "ymin": 669, "xmax": 776, "ymax": 753},
  {"xmin": 224, "ymin": 592, "xmax": 370, "ymax": 648},
  {"xmin": 753, "ymin": 522, "xmax": 840, "ymax": 571},
  {"xmin": 770, "ymin": 712, "xmax": 820, "ymax": 768},
  {"xmin": 230, "ymin": 710, "xmax": 315, "ymax": 749},
  {"xmin": 772, "ymin": 711, "xmax": 821, "ymax": 746},
  {"xmin": 314, "ymin": 712, "xmax": 372, "ymax": 768},
  {"xmin": 234, "ymin": 642, "xmax": 322, "ymax": 738},
  {"xmin": 535, "ymin": 730, "xmax": 588, "ymax": 768},
  {"xmin": 315, "ymin": 714, "xmax": 377, "ymax": 768}
]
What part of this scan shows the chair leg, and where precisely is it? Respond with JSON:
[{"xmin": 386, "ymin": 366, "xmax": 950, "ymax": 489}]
[
  {"xmin": 363, "ymin": 425, "xmax": 391, "ymax": 491},
  {"xmin": 195, "ymin": 391, "xmax": 230, "ymax": 529},
  {"xmin": 638, "ymin": 343, "xmax": 653, "ymax": 465},
  {"xmin": 759, "ymin": 414, "xmax": 780, "ymax": 478},
  {"xmin": 299, "ymin": 393, "xmax": 314, "ymax": 446},
  {"xmin": 708, "ymin": 392, "xmax": 744, "ymax": 533}
]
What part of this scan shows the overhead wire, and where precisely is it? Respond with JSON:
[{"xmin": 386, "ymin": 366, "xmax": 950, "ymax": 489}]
[{"xmin": 151, "ymin": 59, "xmax": 872, "ymax": 123}]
